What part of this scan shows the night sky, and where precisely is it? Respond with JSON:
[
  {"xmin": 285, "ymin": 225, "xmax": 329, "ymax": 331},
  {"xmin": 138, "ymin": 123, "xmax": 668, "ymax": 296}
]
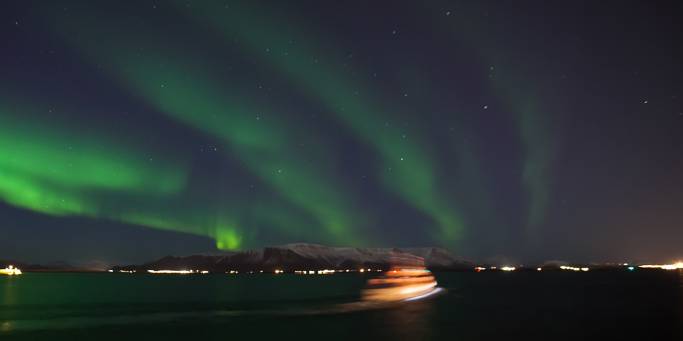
[{"xmin": 1, "ymin": 1, "xmax": 682, "ymax": 264}]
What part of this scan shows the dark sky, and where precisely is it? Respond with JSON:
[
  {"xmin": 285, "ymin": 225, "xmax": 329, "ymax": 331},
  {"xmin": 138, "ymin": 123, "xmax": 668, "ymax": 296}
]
[{"xmin": 1, "ymin": 1, "xmax": 682, "ymax": 264}]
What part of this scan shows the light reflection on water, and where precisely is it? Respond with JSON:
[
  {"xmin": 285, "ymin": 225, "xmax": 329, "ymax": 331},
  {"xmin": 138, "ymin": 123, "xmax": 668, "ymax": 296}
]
[
  {"xmin": 373, "ymin": 297, "xmax": 436, "ymax": 340},
  {"xmin": 0, "ymin": 292, "xmax": 443, "ymax": 333},
  {"xmin": 0, "ymin": 270, "xmax": 444, "ymax": 333}
]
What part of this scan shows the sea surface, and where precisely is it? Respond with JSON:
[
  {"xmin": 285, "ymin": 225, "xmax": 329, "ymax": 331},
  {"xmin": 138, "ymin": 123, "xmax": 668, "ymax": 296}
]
[{"xmin": 1, "ymin": 271, "xmax": 682, "ymax": 340}]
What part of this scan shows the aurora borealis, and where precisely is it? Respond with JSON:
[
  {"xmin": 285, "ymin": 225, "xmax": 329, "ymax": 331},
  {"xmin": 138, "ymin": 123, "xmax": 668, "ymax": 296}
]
[{"xmin": 2, "ymin": 1, "xmax": 682, "ymax": 263}]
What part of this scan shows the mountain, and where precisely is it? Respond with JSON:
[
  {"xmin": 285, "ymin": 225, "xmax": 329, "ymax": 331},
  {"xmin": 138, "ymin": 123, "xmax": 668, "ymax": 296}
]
[{"xmin": 114, "ymin": 243, "xmax": 473, "ymax": 272}]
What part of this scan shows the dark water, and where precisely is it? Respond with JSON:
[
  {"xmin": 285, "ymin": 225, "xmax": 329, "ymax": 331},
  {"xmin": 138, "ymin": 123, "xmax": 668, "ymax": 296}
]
[{"xmin": 1, "ymin": 271, "xmax": 682, "ymax": 340}]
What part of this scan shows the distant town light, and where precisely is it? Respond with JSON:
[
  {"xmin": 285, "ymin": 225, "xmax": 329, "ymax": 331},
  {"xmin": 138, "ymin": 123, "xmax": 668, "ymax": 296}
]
[
  {"xmin": 639, "ymin": 262, "xmax": 683, "ymax": 270},
  {"xmin": 147, "ymin": 269, "xmax": 194, "ymax": 274},
  {"xmin": 0, "ymin": 265, "xmax": 22, "ymax": 276}
]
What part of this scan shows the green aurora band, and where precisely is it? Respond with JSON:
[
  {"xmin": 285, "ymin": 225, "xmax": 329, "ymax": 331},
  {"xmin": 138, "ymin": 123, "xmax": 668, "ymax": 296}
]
[
  {"xmin": 179, "ymin": 1, "xmax": 465, "ymax": 243},
  {"xmin": 0, "ymin": 91, "xmax": 320, "ymax": 250},
  {"xmin": 3, "ymin": 3, "xmax": 541, "ymax": 250},
  {"xmin": 0, "ymin": 95, "xmax": 236, "ymax": 242},
  {"xmin": 46, "ymin": 5, "xmax": 371, "ymax": 248},
  {"xmin": 425, "ymin": 1, "xmax": 559, "ymax": 238}
]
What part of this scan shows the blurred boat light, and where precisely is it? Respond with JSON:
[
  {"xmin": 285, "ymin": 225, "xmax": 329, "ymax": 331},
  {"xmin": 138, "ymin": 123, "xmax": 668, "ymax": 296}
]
[{"xmin": 362, "ymin": 267, "xmax": 439, "ymax": 302}]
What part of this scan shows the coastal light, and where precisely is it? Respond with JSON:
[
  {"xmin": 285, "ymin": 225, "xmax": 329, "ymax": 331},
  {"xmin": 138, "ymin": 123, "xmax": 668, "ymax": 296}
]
[
  {"xmin": 317, "ymin": 269, "xmax": 334, "ymax": 275},
  {"xmin": 639, "ymin": 262, "xmax": 683, "ymax": 270},
  {"xmin": 500, "ymin": 266, "xmax": 516, "ymax": 272},
  {"xmin": 147, "ymin": 269, "xmax": 194, "ymax": 274},
  {"xmin": 0, "ymin": 265, "xmax": 22, "ymax": 276}
]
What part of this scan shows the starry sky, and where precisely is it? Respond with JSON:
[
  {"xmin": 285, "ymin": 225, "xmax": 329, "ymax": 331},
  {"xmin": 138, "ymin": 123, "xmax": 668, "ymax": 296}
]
[{"xmin": 1, "ymin": 1, "xmax": 682, "ymax": 264}]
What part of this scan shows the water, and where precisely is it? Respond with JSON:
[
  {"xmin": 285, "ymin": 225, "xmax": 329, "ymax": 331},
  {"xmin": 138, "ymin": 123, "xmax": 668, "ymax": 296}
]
[{"xmin": 1, "ymin": 271, "xmax": 682, "ymax": 340}]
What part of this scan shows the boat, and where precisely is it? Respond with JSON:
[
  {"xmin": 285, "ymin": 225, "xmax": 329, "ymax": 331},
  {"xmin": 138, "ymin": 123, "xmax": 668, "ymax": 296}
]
[
  {"xmin": 362, "ymin": 267, "xmax": 439, "ymax": 302},
  {"xmin": 0, "ymin": 265, "xmax": 23, "ymax": 276}
]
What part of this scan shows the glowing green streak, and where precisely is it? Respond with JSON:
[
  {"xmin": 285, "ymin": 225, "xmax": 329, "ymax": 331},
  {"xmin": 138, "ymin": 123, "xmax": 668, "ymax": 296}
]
[
  {"xmin": 120, "ymin": 211, "xmax": 242, "ymax": 250},
  {"xmin": 0, "ymin": 97, "xmax": 234, "ymax": 246},
  {"xmin": 215, "ymin": 230, "xmax": 242, "ymax": 250},
  {"xmin": 490, "ymin": 74, "xmax": 555, "ymax": 236},
  {"xmin": 0, "ymin": 169, "xmax": 92, "ymax": 216},
  {"xmin": 0, "ymin": 109, "xmax": 184, "ymax": 194},
  {"xmin": 181, "ymin": 2, "xmax": 464, "ymax": 242},
  {"xmin": 429, "ymin": 2, "xmax": 557, "ymax": 235},
  {"xmin": 49, "ymin": 11, "xmax": 366, "ymax": 247},
  {"xmin": 116, "ymin": 56, "xmax": 361, "ymax": 245},
  {"xmin": 518, "ymin": 107, "xmax": 554, "ymax": 230}
]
